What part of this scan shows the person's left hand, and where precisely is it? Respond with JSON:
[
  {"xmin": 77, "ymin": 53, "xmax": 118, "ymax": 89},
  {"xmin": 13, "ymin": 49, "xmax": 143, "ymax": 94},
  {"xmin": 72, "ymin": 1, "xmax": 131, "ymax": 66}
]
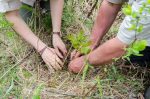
[{"xmin": 53, "ymin": 34, "xmax": 67, "ymax": 58}]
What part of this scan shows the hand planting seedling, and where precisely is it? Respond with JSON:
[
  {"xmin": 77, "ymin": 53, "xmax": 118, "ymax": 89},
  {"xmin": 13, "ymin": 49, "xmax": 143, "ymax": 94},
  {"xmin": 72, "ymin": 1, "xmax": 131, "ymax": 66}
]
[{"xmin": 67, "ymin": 30, "xmax": 93, "ymax": 85}]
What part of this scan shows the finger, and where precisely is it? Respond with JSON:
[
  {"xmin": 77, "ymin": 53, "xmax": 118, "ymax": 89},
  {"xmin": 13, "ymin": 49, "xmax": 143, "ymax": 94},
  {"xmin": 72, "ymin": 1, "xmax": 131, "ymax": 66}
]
[
  {"xmin": 55, "ymin": 55, "xmax": 63, "ymax": 66},
  {"xmin": 74, "ymin": 52, "xmax": 82, "ymax": 58},
  {"xmin": 47, "ymin": 63, "xmax": 55, "ymax": 73},
  {"xmin": 44, "ymin": 59, "xmax": 55, "ymax": 73},
  {"xmin": 58, "ymin": 46, "xmax": 67, "ymax": 57},
  {"xmin": 55, "ymin": 47, "xmax": 63, "ymax": 59},
  {"xmin": 45, "ymin": 53, "xmax": 62, "ymax": 71},
  {"xmin": 50, "ymin": 58, "xmax": 62, "ymax": 70},
  {"xmin": 70, "ymin": 50, "xmax": 77, "ymax": 60},
  {"xmin": 68, "ymin": 61, "xmax": 74, "ymax": 72}
]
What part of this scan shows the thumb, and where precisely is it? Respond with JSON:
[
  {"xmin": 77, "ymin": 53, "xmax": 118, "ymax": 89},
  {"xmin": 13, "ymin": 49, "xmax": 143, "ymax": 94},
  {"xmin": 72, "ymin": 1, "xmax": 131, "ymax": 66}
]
[{"xmin": 70, "ymin": 50, "xmax": 77, "ymax": 60}]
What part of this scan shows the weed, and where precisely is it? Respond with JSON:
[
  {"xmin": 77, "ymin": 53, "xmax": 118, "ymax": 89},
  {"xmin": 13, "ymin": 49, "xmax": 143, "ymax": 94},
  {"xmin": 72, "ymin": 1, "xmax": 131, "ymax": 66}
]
[
  {"xmin": 96, "ymin": 76, "xmax": 103, "ymax": 98},
  {"xmin": 32, "ymin": 84, "xmax": 44, "ymax": 99}
]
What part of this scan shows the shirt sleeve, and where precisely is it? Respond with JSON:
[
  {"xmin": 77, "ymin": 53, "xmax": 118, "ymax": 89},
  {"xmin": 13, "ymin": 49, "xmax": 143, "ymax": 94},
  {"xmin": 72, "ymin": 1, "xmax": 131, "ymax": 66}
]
[
  {"xmin": 117, "ymin": 16, "xmax": 135, "ymax": 45},
  {"xmin": 107, "ymin": 0, "xmax": 128, "ymax": 4},
  {"xmin": 117, "ymin": 15, "xmax": 150, "ymax": 46},
  {"xmin": 21, "ymin": 0, "xmax": 36, "ymax": 6},
  {"xmin": 117, "ymin": 0, "xmax": 150, "ymax": 46},
  {"xmin": 0, "ymin": 0, "xmax": 21, "ymax": 13}
]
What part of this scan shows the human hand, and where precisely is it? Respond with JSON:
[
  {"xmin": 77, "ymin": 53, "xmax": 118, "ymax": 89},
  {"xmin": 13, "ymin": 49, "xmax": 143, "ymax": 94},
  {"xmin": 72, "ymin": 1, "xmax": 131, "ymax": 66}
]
[
  {"xmin": 70, "ymin": 50, "xmax": 82, "ymax": 60},
  {"xmin": 52, "ymin": 33, "xmax": 67, "ymax": 58},
  {"xmin": 68, "ymin": 56, "xmax": 85, "ymax": 73},
  {"xmin": 40, "ymin": 46, "xmax": 63, "ymax": 72}
]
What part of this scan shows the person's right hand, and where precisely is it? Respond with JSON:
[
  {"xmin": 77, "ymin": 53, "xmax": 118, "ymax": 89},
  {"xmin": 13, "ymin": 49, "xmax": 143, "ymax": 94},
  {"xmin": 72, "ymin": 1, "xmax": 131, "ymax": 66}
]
[
  {"xmin": 41, "ymin": 47, "xmax": 63, "ymax": 72},
  {"xmin": 70, "ymin": 50, "xmax": 82, "ymax": 60},
  {"xmin": 70, "ymin": 44, "xmax": 98, "ymax": 61}
]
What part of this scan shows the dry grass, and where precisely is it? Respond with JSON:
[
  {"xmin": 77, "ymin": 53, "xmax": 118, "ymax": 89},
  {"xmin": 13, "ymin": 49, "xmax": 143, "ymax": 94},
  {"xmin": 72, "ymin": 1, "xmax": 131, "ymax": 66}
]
[{"xmin": 0, "ymin": 0, "xmax": 150, "ymax": 99}]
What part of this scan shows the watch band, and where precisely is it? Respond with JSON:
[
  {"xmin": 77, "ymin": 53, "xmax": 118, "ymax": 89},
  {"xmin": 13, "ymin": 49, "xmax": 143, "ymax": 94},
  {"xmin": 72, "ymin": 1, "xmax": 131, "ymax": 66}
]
[{"xmin": 53, "ymin": 32, "xmax": 62, "ymax": 37}]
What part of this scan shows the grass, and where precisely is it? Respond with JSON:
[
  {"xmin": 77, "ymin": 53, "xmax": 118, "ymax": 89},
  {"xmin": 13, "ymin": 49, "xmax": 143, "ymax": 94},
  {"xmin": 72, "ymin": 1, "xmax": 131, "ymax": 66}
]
[{"xmin": 0, "ymin": 0, "xmax": 150, "ymax": 98}]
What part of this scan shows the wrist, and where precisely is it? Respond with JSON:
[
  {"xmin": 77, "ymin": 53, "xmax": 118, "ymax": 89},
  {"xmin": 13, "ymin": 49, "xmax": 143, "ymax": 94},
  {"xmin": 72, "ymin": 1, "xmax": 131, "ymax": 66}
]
[
  {"xmin": 90, "ymin": 37, "xmax": 101, "ymax": 50},
  {"xmin": 53, "ymin": 32, "xmax": 62, "ymax": 37},
  {"xmin": 39, "ymin": 46, "xmax": 48, "ymax": 55},
  {"xmin": 35, "ymin": 42, "xmax": 47, "ymax": 53}
]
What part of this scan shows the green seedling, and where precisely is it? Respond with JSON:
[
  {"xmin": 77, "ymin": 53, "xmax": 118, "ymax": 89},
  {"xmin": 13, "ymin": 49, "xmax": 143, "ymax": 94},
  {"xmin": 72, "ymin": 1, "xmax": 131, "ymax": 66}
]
[
  {"xmin": 67, "ymin": 30, "xmax": 91, "ymax": 55},
  {"xmin": 122, "ymin": 1, "xmax": 150, "ymax": 60},
  {"xmin": 68, "ymin": 30, "xmax": 92, "ymax": 89}
]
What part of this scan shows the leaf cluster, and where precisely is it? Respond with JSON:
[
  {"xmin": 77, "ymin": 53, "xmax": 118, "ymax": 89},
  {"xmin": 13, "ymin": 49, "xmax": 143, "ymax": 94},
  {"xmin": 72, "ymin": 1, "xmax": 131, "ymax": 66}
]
[
  {"xmin": 67, "ymin": 30, "xmax": 91, "ymax": 54},
  {"xmin": 122, "ymin": 0, "xmax": 150, "ymax": 59},
  {"xmin": 123, "ymin": 40, "xmax": 147, "ymax": 60},
  {"xmin": 123, "ymin": 0, "xmax": 150, "ymax": 33}
]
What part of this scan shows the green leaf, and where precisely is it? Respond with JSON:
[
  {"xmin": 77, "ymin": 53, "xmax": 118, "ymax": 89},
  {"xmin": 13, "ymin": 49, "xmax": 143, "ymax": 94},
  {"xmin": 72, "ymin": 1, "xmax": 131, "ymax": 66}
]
[
  {"xmin": 80, "ymin": 46, "xmax": 91, "ymax": 54},
  {"xmin": 137, "ymin": 25, "xmax": 143, "ymax": 33},
  {"xmin": 131, "ymin": 12, "xmax": 138, "ymax": 18},
  {"xmin": 6, "ymin": 31, "xmax": 15, "ymax": 38},
  {"xmin": 132, "ymin": 49, "xmax": 139, "ymax": 54},
  {"xmin": 67, "ymin": 30, "xmax": 91, "ymax": 54},
  {"xmin": 123, "ymin": 40, "xmax": 147, "ymax": 60},
  {"xmin": 123, "ymin": 5, "xmax": 132, "ymax": 15},
  {"xmin": 128, "ymin": 24, "xmax": 136, "ymax": 31},
  {"xmin": 147, "ymin": 0, "xmax": 150, "ymax": 4},
  {"xmin": 132, "ymin": 40, "xmax": 147, "ymax": 51},
  {"xmin": 139, "ymin": 7, "xmax": 144, "ymax": 14}
]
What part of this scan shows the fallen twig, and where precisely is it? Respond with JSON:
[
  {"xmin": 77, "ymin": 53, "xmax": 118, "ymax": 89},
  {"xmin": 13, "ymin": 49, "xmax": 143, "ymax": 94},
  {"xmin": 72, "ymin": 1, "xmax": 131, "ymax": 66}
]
[{"xmin": 0, "ymin": 39, "xmax": 8, "ymax": 47}]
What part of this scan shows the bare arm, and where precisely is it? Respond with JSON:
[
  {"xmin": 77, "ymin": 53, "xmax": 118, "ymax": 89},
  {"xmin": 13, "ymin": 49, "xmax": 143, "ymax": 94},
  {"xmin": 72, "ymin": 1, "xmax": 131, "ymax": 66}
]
[
  {"xmin": 5, "ymin": 10, "xmax": 63, "ymax": 71},
  {"xmin": 91, "ymin": 0, "xmax": 122, "ymax": 49},
  {"xmin": 50, "ymin": 0, "xmax": 64, "ymax": 32},
  {"xmin": 70, "ymin": 0, "xmax": 122, "ymax": 60},
  {"xmin": 50, "ymin": 0, "xmax": 67, "ymax": 57},
  {"xmin": 89, "ymin": 37, "xmax": 127, "ymax": 66},
  {"xmin": 69, "ymin": 37, "xmax": 128, "ymax": 73},
  {"xmin": 5, "ymin": 10, "xmax": 46, "ymax": 52}
]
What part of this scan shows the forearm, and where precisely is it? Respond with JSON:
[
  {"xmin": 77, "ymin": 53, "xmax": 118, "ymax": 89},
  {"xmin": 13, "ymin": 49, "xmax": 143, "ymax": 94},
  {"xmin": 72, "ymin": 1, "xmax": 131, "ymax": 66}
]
[
  {"xmin": 89, "ymin": 37, "xmax": 127, "ymax": 66},
  {"xmin": 91, "ymin": 0, "xmax": 122, "ymax": 49},
  {"xmin": 50, "ymin": 0, "xmax": 64, "ymax": 32},
  {"xmin": 5, "ymin": 10, "xmax": 46, "ymax": 52}
]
